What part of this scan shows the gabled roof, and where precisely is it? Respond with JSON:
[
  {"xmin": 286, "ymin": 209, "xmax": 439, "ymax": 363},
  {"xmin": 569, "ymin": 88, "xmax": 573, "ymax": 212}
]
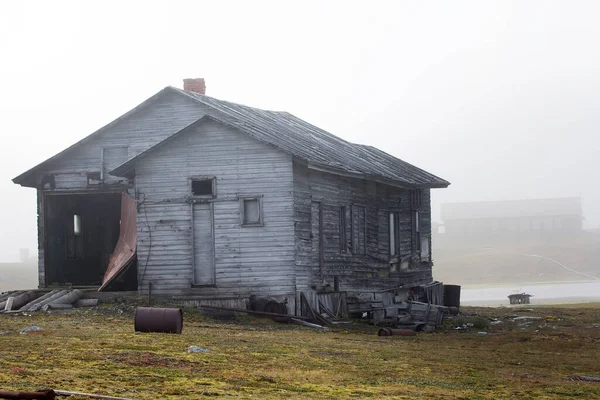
[
  {"xmin": 441, "ymin": 197, "xmax": 583, "ymax": 221},
  {"xmin": 113, "ymin": 87, "xmax": 449, "ymax": 189},
  {"xmin": 12, "ymin": 88, "xmax": 174, "ymax": 187},
  {"xmin": 14, "ymin": 85, "xmax": 449, "ymax": 189}
]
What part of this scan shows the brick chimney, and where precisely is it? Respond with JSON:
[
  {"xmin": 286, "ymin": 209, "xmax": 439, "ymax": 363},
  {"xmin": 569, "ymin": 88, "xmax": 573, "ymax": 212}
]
[{"xmin": 183, "ymin": 78, "xmax": 206, "ymax": 95}]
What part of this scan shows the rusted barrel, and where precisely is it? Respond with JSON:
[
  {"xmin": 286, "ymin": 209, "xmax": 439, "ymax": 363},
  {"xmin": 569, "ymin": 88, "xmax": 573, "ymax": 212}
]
[
  {"xmin": 134, "ymin": 307, "xmax": 183, "ymax": 334},
  {"xmin": 444, "ymin": 284, "xmax": 461, "ymax": 309},
  {"xmin": 378, "ymin": 328, "xmax": 416, "ymax": 337}
]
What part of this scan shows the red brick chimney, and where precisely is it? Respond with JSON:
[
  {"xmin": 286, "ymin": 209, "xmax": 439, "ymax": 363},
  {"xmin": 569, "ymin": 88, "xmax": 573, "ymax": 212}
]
[{"xmin": 183, "ymin": 78, "xmax": 206, "ymax": 95}]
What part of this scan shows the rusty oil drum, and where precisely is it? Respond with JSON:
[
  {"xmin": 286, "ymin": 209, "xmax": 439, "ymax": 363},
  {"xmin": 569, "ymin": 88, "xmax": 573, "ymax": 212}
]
[{"xmin": 134, "ymin": 307, "xmax": 183, "ymax": 334}]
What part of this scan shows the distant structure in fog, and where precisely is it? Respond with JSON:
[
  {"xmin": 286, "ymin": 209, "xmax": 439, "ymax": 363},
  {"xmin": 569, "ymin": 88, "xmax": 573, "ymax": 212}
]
[{"xmin": 438, "ymin": 197, "xmax": 583, "ymax": 244}]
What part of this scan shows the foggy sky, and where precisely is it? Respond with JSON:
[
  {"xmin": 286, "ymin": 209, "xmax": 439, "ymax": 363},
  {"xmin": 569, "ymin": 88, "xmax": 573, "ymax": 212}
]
[{"xmin": 0, "ymin": 1, "xmax": 598, "ymax": 261}]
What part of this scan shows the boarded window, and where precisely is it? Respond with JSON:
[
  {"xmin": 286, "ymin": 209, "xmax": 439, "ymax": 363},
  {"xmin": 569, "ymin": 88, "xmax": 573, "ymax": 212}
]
[
  {"xmin": 351, "ymin": 205, "xmax": 366, "ymax": 255},
  {"xmin": 241, "ymin": 197, "xmax": 262, "ymax": 226},
  {"xmin": 389, "ymin": 212, "xmax": 400, "ymax": 256},
  {"xmin": 191, "ymin": 178, "xmax": 216, "ymax": 197},
  {"xmin": 339, "ymin": 206, "xmax": 348, "ymax": 252}
]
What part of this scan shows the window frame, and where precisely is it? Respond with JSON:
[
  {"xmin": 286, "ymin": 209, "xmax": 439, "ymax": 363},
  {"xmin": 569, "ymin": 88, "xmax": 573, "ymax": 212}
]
[
  {"xmin": 239, "ymin": 195, "xmax": 264, "ymax": 227},
  {"xmin": 389, "ymin": 211, "xmax": 400, "ymax": 256},
  {"xmin": 190, "ymin": 176, "xmax": 217, "ymax": 198},
  {"xmin": 339, "ymin": 205, "xmax": 348, "ymax": 253}
]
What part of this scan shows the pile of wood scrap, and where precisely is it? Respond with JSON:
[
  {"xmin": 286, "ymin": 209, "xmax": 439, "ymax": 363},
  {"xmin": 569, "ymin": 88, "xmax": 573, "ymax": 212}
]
[
  {"xmin": 347, "ymin": 290, "xmax": 448, "ymax": 332},
  {"xmin": 0, "ymin": 290, "xmax": 100, "ymax": 313}
]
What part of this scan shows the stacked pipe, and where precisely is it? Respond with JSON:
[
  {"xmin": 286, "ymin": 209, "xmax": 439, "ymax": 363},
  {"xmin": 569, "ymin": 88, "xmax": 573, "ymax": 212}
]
[{"xmin": 0, "ymin": 289, "xmax": 100, "ymax": 312}]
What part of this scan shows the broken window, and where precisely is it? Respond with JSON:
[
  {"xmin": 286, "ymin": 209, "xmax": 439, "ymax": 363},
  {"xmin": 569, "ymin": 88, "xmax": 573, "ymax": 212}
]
[
  {"xmin": 389, "ymin": 212, "xmax": 400, "ymax": 256},
  {"xmin": 191, "ymin": 177, "xmax": 216, "ymax": 197},
  {"xmin": 413, "ymin": 211, "xmax": 421, "ymax": 253},
  {"xmin": 86, "ymin": 172, "xmax": 102, "ymax": 186},
  {"xmin": 240, "ymin": 197, "xmax": 262, "ymax": 226},
  {"xmin": 421, "ymin": 237, "xmax": 430, "ymax": 261}
]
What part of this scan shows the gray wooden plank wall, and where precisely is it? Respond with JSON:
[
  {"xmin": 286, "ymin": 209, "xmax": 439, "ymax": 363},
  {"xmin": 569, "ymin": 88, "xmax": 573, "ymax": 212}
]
[
  {"xmin": 36, "ymin": 91, "xmax": 205, "ymax": 190},
  {"xmin": 292, "ymin": 161, "xmax": 433, "ymax": 293},
  {"xmin": 33, "ymin": 91, "xmax": 211, "ymax": 286},
  {"xmin": 135, "ymin": 118, "xmax": 296, "ymax": 299}
]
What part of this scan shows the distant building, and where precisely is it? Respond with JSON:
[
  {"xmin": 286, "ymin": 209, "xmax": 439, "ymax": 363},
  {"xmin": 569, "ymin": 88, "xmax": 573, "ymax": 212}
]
[{"xmin": 438, "ymin": 197, "xmax": 583, "ymax": 244}]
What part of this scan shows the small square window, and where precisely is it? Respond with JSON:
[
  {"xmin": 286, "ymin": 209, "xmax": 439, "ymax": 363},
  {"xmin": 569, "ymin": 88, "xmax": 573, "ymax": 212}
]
[
  {"xmin": 240, "ymin": 197, "xmax": 263, "ymax": 226},
  {"xmin": 191, "ymin": 177, "xmax": 216, "ymax": 197}
]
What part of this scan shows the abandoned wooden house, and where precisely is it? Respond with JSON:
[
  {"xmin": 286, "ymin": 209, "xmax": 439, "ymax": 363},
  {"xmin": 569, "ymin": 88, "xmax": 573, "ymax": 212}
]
[{"xmin": 12, "ymin": 78, "xmax": 450, "ymax": 314}]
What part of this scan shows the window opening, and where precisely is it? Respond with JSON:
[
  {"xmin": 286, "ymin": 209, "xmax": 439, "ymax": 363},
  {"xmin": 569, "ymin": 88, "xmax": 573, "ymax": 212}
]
[
  {"xmin": 241, "ymin": 197, "xmax": 262, "ymax": 226},
  {"xmin": 73, "ymin": 215, "xmax": 82, "ymax": 236},
  {"xmin": 191, "ymin": 178, "xmax": 215, "ymax": 197}
]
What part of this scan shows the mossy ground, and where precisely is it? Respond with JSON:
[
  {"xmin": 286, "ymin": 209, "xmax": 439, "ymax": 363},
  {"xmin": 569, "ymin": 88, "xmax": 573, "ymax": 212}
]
[{"xmin": 1, "ymin": 304, "xmax": 600, "ymax": 399}]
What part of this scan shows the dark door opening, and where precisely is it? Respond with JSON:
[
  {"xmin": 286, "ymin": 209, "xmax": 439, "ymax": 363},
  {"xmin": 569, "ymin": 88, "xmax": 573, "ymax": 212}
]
[{"xmin": 45, "ymin": 193, "xmax": 136, "ymax": 288}]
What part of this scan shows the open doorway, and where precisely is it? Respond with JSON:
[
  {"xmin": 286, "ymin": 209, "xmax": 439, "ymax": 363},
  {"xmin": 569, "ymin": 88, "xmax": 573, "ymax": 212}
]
[{"xmin": 44, "ymin": 192, "xmax": 136, "ymax": 288}]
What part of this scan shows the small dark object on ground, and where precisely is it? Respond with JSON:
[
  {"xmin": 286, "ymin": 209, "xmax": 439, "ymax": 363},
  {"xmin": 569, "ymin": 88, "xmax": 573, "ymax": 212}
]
[
  {"xmin": 378, "ymin": 328, "xmax": 416, "ymax": 337},
  {"xmin": 0, "ymin": 390, "xmax": 55, "ymax": 399},
  {"xmin": 134, "ymin": 307, "xmax": 183, "ymax": 334}
]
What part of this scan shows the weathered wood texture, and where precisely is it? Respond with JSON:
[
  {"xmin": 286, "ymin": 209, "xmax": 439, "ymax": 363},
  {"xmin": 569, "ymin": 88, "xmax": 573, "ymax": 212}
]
[
  {"xmin": 34, "ymin": 92, "xmax": 209, "ymax": 287},
  {"xmin": 35, "ymin": 92, "xmax": 204, "ymax": 190},
  {"xmin": 135, "ymin": 118, "xmax": 296, "ymax": 299},
  {"xmin": 293, "ymin": 162, "xmax": 433, "ymax": 293}
]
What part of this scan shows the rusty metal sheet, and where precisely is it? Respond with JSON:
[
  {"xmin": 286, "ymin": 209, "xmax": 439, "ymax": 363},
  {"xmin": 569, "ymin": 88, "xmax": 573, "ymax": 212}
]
[{"xmin": 99, "ymin": 193, "xmax": 137, "ymax": 291}]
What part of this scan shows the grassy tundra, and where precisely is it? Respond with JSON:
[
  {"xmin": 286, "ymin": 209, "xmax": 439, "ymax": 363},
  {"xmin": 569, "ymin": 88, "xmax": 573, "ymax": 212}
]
[{"xmin": 1, "ymin": 303, "xmax": 599, "ymax": 399}]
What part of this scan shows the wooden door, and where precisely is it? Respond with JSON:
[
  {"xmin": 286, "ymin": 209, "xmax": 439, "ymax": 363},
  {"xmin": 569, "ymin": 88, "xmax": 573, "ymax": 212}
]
[{"xmin": 193, "ymin": 203, "xmax": 215, "ymax": 285}]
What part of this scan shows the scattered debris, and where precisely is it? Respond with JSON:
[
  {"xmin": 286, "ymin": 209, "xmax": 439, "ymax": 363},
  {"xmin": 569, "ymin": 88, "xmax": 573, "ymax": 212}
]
[
  {"xmin": 18, "ymin": 290, "xmax": 60, "ymax": 311},
  {"xmin": 290, "ymin": 318, "xmax": 328, "ymax": 331},
  {"xmin": 0, "ymin": 290, "xmax": 101, "ymax": 313},
  {"xmin": 75, "ymin": 299, "xmax": 101, "ymax": 308},
  {"xmin": 187, "ymin": 345, "xmax": 210, "ymax": 353},
  {"xmin": 512, "ymin": 316, "xmax": 543, "ymax": 321},
  {"xmin": 565, "ymin": 375, "xmax": 600, "ymax": 383},
  {"xmin": 1, "ymin": 291, "xmax": 37, "ymax": 311},
  {"xmin": 198, "ymin": 305, "xmax": 303, "ymax": 322},
  {"xmin": 20, "ymin": 325, "xmax": 45, "ymax": 335},
  {"xmin": 42, "ymin": 303, "xmax": 74, "ymax": 312}
]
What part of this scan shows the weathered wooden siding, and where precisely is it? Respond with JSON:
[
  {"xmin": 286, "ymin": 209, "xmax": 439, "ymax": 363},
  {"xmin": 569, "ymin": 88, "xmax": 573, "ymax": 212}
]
[
  {"xmin": 293, "ymin": 161, "xmax": 433, "ymax": 293},
  {"xmin": 135, "ymin": 118, "xmax": 296, "ymax": 300},
  {"xmin": 36, "ymin": 91, "xmax": 206, "ymax": 190},
  {"xmin": 33, "ymin": 92, "xmax": 212, "ymax": 286}
]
